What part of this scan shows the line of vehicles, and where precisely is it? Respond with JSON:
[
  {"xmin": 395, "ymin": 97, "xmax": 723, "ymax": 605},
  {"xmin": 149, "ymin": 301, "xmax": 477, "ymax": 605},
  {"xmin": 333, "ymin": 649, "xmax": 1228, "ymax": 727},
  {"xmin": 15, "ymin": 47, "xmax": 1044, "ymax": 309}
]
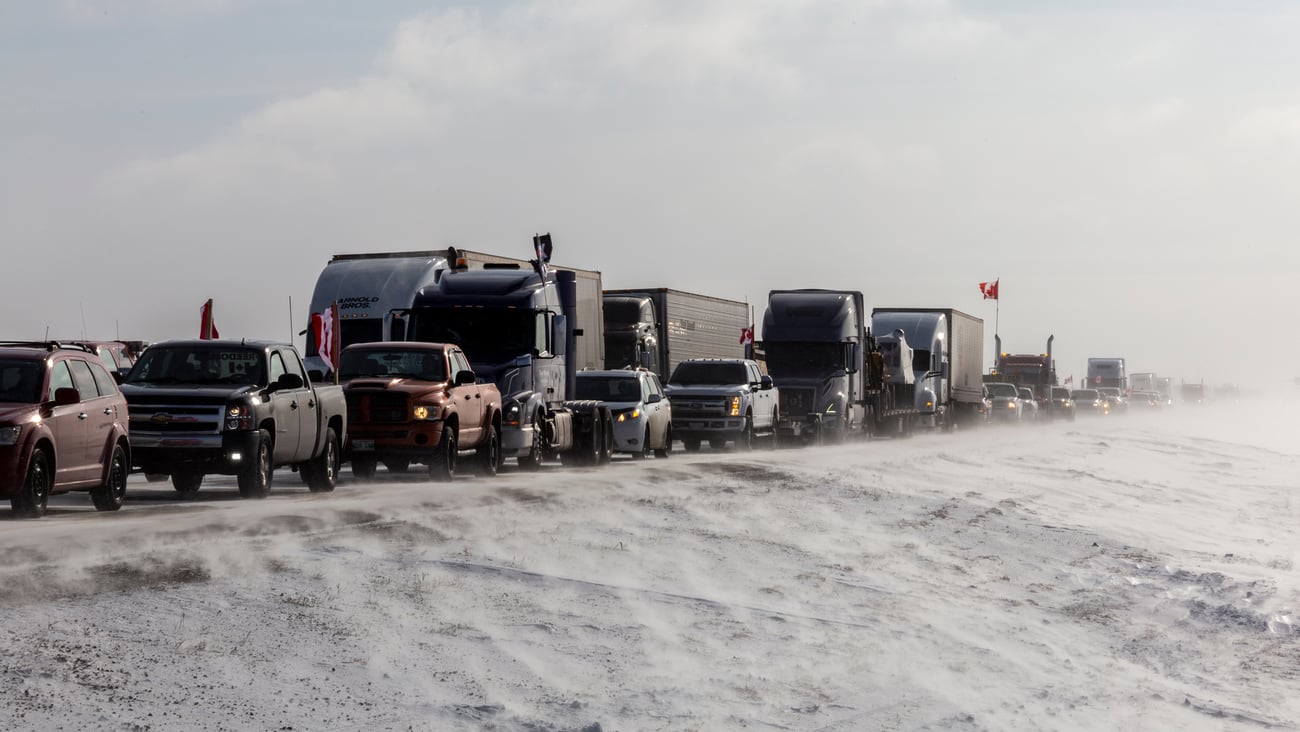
[{"xmin": 0, "ymin": 237, "xmax": 1194, "ymax": 518}]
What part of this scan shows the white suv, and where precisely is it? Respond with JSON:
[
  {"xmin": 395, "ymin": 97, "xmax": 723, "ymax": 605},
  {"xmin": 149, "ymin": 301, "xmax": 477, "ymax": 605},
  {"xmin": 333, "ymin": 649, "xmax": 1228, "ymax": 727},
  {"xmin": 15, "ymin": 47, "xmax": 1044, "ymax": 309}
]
[{"xmin": 575, "ymin": 369, "xmax": 672, "ymax": 458}]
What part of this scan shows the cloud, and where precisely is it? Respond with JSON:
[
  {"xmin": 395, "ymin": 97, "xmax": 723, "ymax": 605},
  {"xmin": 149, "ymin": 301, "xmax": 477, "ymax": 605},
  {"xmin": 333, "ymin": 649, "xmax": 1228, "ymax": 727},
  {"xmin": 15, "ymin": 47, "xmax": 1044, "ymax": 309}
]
[
  {"xmin": 1229, "ymin": 103, "xmax": 1300, "ymax": 152},
  {"xmin": 1103, "ymin": 98, "xmax": 1186, "ymax": 134}
]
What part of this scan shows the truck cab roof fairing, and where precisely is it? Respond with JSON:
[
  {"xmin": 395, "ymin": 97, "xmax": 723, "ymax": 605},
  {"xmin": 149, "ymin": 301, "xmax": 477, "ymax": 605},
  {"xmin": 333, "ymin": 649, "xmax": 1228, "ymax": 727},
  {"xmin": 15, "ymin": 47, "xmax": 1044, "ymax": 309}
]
[
  {"xmin": 763, "ymin": 290, "xmax": 859, "ymax": 342},
  {"xmin": 414, "ymin": 269, "xmax": 549, "ymax": 308}
]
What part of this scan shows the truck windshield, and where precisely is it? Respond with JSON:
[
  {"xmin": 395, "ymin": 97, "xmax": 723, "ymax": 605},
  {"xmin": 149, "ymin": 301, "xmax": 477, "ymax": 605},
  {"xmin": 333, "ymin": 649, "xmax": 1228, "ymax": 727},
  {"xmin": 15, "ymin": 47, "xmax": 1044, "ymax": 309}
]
[
  {"xmin": 409, "ymin": 307, "xmax": 540, "ymax": 362},
  {"xmin": 603, "ymin": 300, "xmax": 644, "ymax": 328},
  {"xmin": 764, "ymin": 342, "xmax": 843, "ymax": 378},
  {"xmin": 669, "ymin": 361, "xmax": 749, "ymax": 386},
  {"xmin": 339, "ymin": 349, "xmax": 446, "ymax": 381},
  {"xmin": 986, "ymin": 383, "xmax": 1018, "ymax": 398},
  {"xmin": 603, "ymin": 332, "xmax": 638, "ymax": 370},
  {"xmin": 0, "ymin": 360, "xmax": 44, "ymax": 404},
  {"xmin": 125, "ymin": 347, "xmax": 266, "ymax": 386}
]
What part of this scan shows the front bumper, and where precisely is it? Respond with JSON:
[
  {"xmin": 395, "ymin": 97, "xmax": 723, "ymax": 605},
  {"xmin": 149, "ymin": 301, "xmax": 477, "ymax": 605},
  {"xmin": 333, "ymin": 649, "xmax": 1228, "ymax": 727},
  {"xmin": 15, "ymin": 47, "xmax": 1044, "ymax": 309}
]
[
  {"xmin": 347, "ymin": 420, "xmax": 447, "ymax": 458},
  {"xmin": 675, "ymin": 417, "xmax": 748, "ymax": 440},
  {"xmin": 130, "ymin": 430, "xmax": 262, "ymax": 475}
]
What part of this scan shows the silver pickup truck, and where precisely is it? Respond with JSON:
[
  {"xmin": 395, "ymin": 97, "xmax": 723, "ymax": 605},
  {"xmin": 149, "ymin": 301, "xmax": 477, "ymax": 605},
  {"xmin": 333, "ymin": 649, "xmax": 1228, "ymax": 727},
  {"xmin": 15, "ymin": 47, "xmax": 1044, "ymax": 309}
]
[
  {"xmin": 663, "ymin": 358, "xmax": 778, "ymax": 451},
  {"xmin": 121, "ymin": 340, "xmax": 346, "ymax": 498}
]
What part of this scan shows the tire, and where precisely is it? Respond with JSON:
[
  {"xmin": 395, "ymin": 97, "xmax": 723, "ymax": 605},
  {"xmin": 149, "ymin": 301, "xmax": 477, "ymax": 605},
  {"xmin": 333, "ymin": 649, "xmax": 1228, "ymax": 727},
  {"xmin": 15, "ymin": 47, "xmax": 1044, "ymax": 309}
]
[
  {"xmin": 769, "ymin": 411, "xmax": 780, "ymax": 450},
  {"xmin": 477, "ymin": 425, "xmax": 501, "ymax": 477},
  {"xmin": 145, "ymin": 472, "xmax": 169, "ymax": 483},
  {"xmin": 597, "ymin": 410, "xmax": 613, "ymax": 465},
  {"xmin": 737, "ymin": 416, "xmax": 754, "ymax": 452},
  {"xmin": 172, "ymin": 470, "xmax": 203, "ymax": 498},
  {"xmin": 11, "ymin": 448, "xmax": 51, "ymax": 518},
  {"xmin": 654, "ymin": 423, "xmax": 672, "ymax": 459},
  {"xmin": 238, "ymin": 429, "xmax": 273, "ymax": 499},
  {"xmin": 305, "ymin": 427, "xmax": 340, "ymax": 493},
  {"xmin": 383, "ymin": 458, "xmax": 410, "ymax": 474},
  {"xmin": 90, "ymin": 443, "xmax": 128, "ymax": 511},
  {"xmin": 517, "ymin": 414, "xmax": 544, "ymax": 471},
  {"xmin": 351, "ymin": 455, "xmax": 377, "ymax": 480},
  {"xmin": 684, "ymin": 438, "xmax": 701, "ymax": 452},
  {"xmin": 428, "ymin": 426, "xmax": 456, "ymax": 482},
  {"xmin": 708, "ymin": 438, "xmax": 726, "ymax": 450}
]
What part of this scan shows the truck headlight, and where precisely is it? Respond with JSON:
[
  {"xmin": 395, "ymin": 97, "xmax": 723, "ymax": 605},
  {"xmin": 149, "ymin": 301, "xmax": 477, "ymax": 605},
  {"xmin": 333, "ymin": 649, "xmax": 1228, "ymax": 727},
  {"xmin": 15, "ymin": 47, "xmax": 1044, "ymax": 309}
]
[
  {"xmin": 225, "ymin": 405, "xmax": 254, "ymax": 431},
  {"xmin": 617, "ymin": 408, "xmax": 641, "ymax": 423},
  {"xmin": 413, "ymin": 404, "xmax": 440, "ymax": 421},
  {"xmin": 728, "ymin": 396, "xmax": 740, "ymax": 417},
  {"xmin": 0, "ymin": 425, "xmax": 20, "ymax": 446},
  {"xmin": 504, "ymin": 401, "xmax": 522, "ymax": 427}
]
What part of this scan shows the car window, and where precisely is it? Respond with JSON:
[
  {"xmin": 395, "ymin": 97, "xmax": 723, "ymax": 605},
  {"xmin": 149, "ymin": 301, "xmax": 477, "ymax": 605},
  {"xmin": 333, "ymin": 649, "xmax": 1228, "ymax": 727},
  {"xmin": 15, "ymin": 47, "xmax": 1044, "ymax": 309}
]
[
  {"xmin": 97, "ymin": 347, "xmax": 120, "ymax": 372},
  {"xmin": 0, "ymin": 360, "xmax": 45, "ymax": 404},
  {"xmin": 48, "ymin": 360, "xmax": 75, "ymax": 401},
  {"xmin": 68, "ymin": 358, "xmax": 99, "ymax": 401},
  {"xmin": 87, "ymin": 360, "xmax": 119, "ymax": 397},
  {"xmin": 269, "ymin": 351, "xmax": 288, "ymax": 384}
]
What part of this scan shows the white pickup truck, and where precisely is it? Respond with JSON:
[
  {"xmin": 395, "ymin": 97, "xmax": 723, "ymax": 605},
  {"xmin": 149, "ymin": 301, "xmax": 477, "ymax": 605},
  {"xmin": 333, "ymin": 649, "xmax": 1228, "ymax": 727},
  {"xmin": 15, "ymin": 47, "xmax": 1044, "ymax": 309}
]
[{"xmin": 663, "ymin": 358, "xmax": 779, "ymax": 451}]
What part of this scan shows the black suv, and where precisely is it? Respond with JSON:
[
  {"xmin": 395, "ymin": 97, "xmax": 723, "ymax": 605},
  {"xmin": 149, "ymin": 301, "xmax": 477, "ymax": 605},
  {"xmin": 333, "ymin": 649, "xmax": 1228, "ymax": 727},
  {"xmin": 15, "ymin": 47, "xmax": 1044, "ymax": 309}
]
[{"xmin": 0, "ymin": 342, "xmax": 131, "ymax": 517}]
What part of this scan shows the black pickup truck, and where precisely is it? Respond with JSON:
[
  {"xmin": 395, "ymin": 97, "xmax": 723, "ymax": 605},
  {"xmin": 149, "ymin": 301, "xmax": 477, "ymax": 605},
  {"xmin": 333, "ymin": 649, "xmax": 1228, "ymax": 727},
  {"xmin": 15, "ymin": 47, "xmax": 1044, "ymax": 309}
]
[{"xmin": 120, "ymin": 340, "xmax": 346, "ymax": 498}]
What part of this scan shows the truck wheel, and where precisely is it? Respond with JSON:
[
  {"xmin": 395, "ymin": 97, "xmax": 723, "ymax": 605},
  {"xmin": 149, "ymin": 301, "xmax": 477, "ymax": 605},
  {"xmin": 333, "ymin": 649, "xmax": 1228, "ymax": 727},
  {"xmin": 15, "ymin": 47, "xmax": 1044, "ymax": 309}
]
[
  {"xmin": 477, "ymin": 425, "xmax": 501, "ymax": 477},
  {"xmin": 708, "ymin": 438, "xmax": 727, "ymax": 450},
  {"xmin": 11, "ymin": 448, "xmax": 51, "ymax": 518},
  {"xmin": 428, "ymin": 426, "xmax": 456, "ymax": 482},
  {"xmin": 351, "ymin": 456, "xmax": 377, "ymax": 480},
  {"xmin": 654, "ymin": 424, "xmax": 672, "ymax": 459},
  {"xmin": 145, "ymin": 472, "xmax": 169, "ymax": 483},
  {"xmin": 769, "ymin": 411, "xmax": 781, "ymax": 449},
  {"xmin": 383, "ymin": 459, "xmax": 410, "ymax": 474},
  {"xmin": 91, "ymin": 443, "xmax": 129, "ymax": 511},
  {"xmin": 518, "ymin": 415, "xmax": 544, "ymax": 471},
  {"xmin": 305, "ymin": 427, "xmax": 340, "ymax": 493},
  {"xmin": 172, "ymin": 470, "xmax": 203, "ymax": 498},
  {"xmin": 238, "ymin": 430, "xmax": 273, "ymax": 499},
  {"xmin": 684, "ymin": 438, "xmax": 701, "ymax": 452},
  {"xmin": 737, "ymin": 416, "xmax": 754, "ymax": 452}
]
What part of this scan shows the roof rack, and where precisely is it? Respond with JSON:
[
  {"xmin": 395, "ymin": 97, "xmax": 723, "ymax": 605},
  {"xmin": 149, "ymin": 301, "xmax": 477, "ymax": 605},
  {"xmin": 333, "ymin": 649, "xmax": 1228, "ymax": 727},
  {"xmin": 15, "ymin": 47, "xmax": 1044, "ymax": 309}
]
[{"xmin": 0, "ymin": 341, "xmax": 98, "ymax": 355}]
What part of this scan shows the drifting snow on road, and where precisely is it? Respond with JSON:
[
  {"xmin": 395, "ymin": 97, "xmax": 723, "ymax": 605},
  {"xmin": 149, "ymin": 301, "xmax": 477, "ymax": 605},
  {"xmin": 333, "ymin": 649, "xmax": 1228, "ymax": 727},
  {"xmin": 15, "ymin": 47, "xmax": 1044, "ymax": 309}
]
[{"xmin": 1, "ymin": 398, "xmax": 1297, "ymax": 731}]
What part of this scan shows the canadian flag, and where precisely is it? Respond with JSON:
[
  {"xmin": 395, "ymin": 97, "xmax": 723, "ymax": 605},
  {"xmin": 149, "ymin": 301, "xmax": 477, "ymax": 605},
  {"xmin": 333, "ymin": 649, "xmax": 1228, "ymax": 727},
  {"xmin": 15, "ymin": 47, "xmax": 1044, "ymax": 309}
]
[
  {"xmin": 739, "ymin": 325, "xmax": 755, "ymax": 345},
  {"xmin": 979, "ymin": 279, "xmax": 999, "ymax": 300},
  {"xmin": 311, "ymin": 304, "xmax": 340, "ymax": 376},
  {"xmin": 1064, "ymin": 375, "xmax": 1073, "ymax": 385},
  {"xmin": 199, "ymin": 299, "xmax": 219, "ymax": 340}
]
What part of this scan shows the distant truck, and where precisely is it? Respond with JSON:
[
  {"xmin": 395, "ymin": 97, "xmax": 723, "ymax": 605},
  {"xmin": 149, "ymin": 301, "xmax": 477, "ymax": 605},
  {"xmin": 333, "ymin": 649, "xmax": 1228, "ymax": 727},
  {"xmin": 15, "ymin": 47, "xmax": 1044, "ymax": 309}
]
[
  {"xmin": 338, "ymin": 342, "xmax": 502, "ymax": 481},
  {"xmin": 1130, "ymin": 372, "xmax": 1157, "ymax": 396},
  {"xmin": 122, "ymin": 340, "xmax": 346, "ymax": 498},
  {"xmin": 403, "ymin": 244, "xmax": 611, "ymax": 468},
  {"xmin": 870, "ymin": 308, "xmax": 986, "ymax": 430},
  {"xmin": 602, "ymin": 288, "xmax": 749, "ymax": 381},
  {"xmin": 305, "ymin": 247, "xmax": 599, "ymax": 377},
  {"xmin": 1086, "ymin": 358, "xmax": 1127, "ymax": 391},
  {"xmin": 1156, "ymin": 376, "xmax": 1174, "ymax": 405}
]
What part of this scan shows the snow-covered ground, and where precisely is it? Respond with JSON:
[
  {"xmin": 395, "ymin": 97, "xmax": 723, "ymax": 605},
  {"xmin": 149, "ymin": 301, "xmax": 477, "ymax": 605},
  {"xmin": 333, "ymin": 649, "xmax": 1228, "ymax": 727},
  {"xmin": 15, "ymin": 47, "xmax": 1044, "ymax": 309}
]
[{"xmin": 1, "ymin": 395, "xmax": 1297, "ymax": 731}]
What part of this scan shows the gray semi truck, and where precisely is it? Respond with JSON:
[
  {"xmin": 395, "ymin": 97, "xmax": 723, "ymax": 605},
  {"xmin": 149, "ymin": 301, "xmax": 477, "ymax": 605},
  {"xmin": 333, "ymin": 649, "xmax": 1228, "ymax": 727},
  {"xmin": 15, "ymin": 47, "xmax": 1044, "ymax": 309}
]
[
  {"xmin": 602, "ymin": 288, "xmax": 749, "ymax": 381},
  {"xmin": 871, "ymin": 308, "xmax": 986, "ymax": 429},
  {"xmin": 403, "ymin": 244, "xmax": 611, "ymax": 468}
]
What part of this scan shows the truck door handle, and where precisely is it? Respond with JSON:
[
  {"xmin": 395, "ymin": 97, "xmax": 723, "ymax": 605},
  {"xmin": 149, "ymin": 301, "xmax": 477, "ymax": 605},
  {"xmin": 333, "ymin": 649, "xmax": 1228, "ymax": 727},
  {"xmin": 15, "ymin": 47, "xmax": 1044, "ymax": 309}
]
[
  {"xmin": 78, "ymin": 412, "xmax": 88, "ymax": 420},
  {"xmin": 103, "ymin": 407, "xmax": 114, "ymax": 415},
  {"xmin": 308, "ymin": 398, "xmax": 316, "ymax": 409},
  {"xmin": 290, "ymin": 401, "xmax": 299, "ymax": 410}
]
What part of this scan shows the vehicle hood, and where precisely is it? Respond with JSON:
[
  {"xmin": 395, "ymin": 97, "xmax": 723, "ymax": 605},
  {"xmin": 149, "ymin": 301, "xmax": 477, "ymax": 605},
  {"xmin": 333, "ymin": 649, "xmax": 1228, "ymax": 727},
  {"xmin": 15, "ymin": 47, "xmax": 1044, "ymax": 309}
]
[
  {"xmin": 665, "ymin": 384, "xmax": 751, "ymax": 398},
  {"xmin": 121, "ymin": 384, "xmax": 261, "ymax": 402},
  {"xmin": 0, "ymin": 403, "xmax": 40, "ymax": 425},
  {"xmin": 343, "ymin": 377, "xmax": 451, "ymax": 394}
]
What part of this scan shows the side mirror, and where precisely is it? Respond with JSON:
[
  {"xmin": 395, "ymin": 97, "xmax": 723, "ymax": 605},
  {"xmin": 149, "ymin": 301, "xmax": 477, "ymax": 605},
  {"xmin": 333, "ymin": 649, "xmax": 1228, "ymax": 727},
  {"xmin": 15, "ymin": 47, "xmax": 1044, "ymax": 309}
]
[
  {"xmin": 53, "ymin": 387, "xmax": 80, "ymax": 406},
  {"xmin": 645, "ymin": 392, "xmax": 662, "ymax": 404},
  {"xmin": 277, "ymin": 372, "xmax": 305, "ymax": 390},
  {"xmin": 760, "ymin": 374, "xmax": 774, "ymax": 391},
  {"xmin": 454, "ymin": 369, "xmax": 476, "ymax": 386}
]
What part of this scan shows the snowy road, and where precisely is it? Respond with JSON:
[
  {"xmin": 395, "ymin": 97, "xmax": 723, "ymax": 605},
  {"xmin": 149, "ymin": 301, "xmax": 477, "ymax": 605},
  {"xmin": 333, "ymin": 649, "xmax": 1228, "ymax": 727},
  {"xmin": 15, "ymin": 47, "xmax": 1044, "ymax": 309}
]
[{"xmin": 1, "ymin": 398, "xmax": 1297, "ymax": 731}]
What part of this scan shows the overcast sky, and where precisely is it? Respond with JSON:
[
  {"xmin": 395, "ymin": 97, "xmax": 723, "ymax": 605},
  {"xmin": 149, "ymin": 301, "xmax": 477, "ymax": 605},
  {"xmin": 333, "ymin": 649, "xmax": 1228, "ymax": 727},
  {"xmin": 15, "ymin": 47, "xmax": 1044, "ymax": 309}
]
[{"xmin": 4, "ymin": 0, "xmax": 1298, "ymax": 386}]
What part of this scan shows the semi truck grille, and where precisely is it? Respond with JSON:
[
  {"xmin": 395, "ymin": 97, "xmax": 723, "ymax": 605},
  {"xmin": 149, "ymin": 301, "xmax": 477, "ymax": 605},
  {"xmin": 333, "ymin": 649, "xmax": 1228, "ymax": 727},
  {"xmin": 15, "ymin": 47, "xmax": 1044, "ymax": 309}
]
[
  {"xmin": 347, "ymin": 392, "xmax": 409, "ymax": 424},
  {"xmin": 779, "ymin": 388, "xmax": 816, "ymax": 418}
]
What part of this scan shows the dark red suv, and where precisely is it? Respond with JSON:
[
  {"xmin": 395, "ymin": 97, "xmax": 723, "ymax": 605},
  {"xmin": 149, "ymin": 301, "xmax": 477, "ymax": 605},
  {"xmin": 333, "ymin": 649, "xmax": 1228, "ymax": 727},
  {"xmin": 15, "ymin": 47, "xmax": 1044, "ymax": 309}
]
[{"xmin": 0, "ymin": 342, "xmax": 131, "ymax": 517}]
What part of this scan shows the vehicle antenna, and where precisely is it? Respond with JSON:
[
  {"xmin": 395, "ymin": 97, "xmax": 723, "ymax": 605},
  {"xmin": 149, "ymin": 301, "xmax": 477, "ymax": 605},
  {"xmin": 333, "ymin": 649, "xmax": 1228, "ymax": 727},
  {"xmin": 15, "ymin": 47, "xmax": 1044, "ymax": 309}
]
[{"xmin": 80, "ymin": 301, "xmax": 88, "ymax": 340}]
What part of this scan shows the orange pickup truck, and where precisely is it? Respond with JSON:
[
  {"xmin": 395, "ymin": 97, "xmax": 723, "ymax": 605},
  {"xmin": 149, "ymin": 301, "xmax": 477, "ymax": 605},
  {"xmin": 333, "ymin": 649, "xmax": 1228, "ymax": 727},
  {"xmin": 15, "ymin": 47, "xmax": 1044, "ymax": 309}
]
[{"xmin": 339, "ymin": 342, "xmax": 502, "ymax": 481}]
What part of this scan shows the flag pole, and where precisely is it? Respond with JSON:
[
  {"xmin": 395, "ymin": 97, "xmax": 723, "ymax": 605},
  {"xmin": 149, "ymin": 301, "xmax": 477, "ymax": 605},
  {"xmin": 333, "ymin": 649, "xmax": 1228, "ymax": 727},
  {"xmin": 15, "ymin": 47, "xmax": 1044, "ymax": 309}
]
[{"xmin": 331, "ymin": 301, "xmax": 341, "ymax": 385}]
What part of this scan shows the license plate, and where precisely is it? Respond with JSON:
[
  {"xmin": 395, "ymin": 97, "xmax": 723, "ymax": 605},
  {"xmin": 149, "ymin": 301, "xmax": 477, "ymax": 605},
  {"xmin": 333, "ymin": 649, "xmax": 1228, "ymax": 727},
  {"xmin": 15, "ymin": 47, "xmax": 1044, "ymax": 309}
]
[
  {"xmin": 350, "ymin": 439, "xmax": 375, "ymax": 451},
  {"xmin": 688, "ymin": 422, "xmax": 705, "ymax": 430}
]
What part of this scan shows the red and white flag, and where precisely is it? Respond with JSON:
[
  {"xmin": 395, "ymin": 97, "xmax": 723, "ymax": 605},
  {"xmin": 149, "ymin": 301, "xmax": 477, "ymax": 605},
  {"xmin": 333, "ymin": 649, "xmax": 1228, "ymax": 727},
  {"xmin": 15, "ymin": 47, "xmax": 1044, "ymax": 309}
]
[
  {"xmin": 311, "ymin": 304, "xmax": 340, "ymax": 375},
  {"xmin": 739, "ymin": 325, "xmax": 755, "ymax": 345},
  {"xmin": 978, "ymin": 279, "xmax": 1000, "ymax": 300},
  {"xmin": 199, "ymin": 299, "xmax": 219, "ymax": 340},
  {"xmin": 1064, "ymin": 375, "xmax": 1073, "ymax": 385}
]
